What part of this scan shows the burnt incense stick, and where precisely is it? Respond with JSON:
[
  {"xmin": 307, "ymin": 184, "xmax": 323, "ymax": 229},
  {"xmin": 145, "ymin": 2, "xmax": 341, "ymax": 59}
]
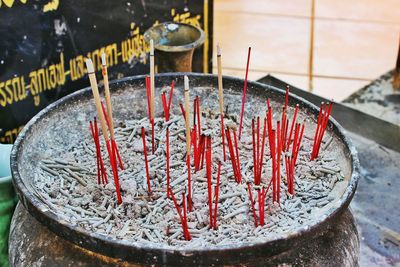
[{"xmin": 238, "ymin": 47, "xmax": 251, "ymax": 140}]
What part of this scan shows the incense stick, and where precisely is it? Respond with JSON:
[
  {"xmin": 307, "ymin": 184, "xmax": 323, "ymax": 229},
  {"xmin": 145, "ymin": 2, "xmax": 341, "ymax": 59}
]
[
  {"xmin": 238, "ymin": 47, "xmax": 252, "ymax": 140},
  {"xmin": 150, "ymin": 39, "xmax": 155, "ymax": 120},
  {"xmin": 141, "ymin": 127, "xmax": 151, "ymax": 193},
  {"xmin": 85, "ymin": 58, "xmax": 122, "ymax": 204},
  {"xmin": 101, "ymin": 52, "xmax": 115, "ymax": 140},
  {"xmin": 85, "ymin": 59, "xmax": 109, "ymax": 143},
  {"xmin": 217, "ymin": 44, "xmax": 225, "ymax": 115},
  {"xmin": 184, "ymin": 76, "xmax": 191, "ymax": 155}
]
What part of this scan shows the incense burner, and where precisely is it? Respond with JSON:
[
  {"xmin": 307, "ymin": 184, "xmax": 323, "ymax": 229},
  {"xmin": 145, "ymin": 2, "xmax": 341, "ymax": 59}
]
[{"xmin": 10, "ymin": 73, "xmax": 359, "ymax": 266}]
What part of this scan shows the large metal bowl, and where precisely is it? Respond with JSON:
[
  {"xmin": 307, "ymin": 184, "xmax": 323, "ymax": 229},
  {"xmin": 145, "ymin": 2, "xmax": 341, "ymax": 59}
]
[{"xmin": 11, "ymin": 73, "xmax": 359, "ymax": 266}]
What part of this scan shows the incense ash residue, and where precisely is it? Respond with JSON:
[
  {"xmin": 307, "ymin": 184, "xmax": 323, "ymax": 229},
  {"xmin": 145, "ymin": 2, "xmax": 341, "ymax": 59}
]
[{"xmin": 32, "ymin": 97, "xmax": 347, "ymax": 249}]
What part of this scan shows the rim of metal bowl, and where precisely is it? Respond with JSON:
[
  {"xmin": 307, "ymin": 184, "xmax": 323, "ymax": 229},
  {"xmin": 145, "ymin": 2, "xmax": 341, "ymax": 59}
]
[
  {"xmin": 11, "ymin": 73, "xmax": 359, "ymax": 263},
  {"xmin": 144, "ymin": 22, "xmax": 205, "ymax": 52}
]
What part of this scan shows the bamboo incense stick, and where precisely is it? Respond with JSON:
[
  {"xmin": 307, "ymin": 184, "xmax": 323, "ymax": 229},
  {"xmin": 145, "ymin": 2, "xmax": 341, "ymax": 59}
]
[
  {"xmin": 150, "ymin": 39, "xmax": 155, "ymax": 120},
  {"xmin": 85, "ymin": 59, "xmax": 109, "ymax": 144},
  {"xmin": 101, "ymin": 52, "xmax": 115, "ymax": 140},
  {"xmin": 217, "ymin": 44, "xmax": 225, "ymax": 116}
]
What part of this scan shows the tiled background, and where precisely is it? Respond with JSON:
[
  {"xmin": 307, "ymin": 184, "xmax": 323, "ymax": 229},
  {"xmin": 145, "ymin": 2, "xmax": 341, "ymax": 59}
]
[{"xmin": 212, "ymin": 0, "xmax": 400, "ymax": 101}]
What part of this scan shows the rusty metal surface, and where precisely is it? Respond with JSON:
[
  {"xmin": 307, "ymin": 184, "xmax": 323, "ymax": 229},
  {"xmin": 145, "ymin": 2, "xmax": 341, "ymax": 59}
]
[{"xmin": 9, "ymin": 202, "xmax": 359, "ymax": 266}]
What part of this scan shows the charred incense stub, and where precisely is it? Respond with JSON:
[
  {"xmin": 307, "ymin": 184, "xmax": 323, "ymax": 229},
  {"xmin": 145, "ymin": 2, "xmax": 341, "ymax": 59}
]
[{"xmin": 29, "ymin": 80, "xmax": 350, "ymax": 249}]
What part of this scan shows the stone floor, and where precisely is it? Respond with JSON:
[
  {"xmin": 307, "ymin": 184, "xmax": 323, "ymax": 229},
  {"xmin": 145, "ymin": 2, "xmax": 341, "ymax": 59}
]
[{"xmin": 212, "ymin": 0, "xmax": 400, "ymax": 101}]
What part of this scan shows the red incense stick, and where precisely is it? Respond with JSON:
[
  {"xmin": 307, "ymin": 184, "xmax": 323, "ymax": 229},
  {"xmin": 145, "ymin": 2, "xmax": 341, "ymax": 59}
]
[
  {"xmin": 206, "ymin": 136, "xmax": 213, "ymax": 227},
  {"xmin": 247, "ymin": 182, "xmax": 258, "ymax": 227},
  {"xmin": 285, "ymin": 86, "xmax": 289, "ymax": 109},
  {"xmin": 168, "ymin": 188, "xmax": 191, "ymax": 240},
  {"xmin": 315, "ymin": 102, "xmax": 333, "ymax": 157},
  {"xmin": 179, "ymin": 103, "xmax": 186, "ymax": 121},
  {"xmin": 277, "ymin": 121, "xmax": 282, "ymax": 204},
  {"xmin": 270, "ymin": 129, "xmax": 276, "ymax": 202},
  {"xmin": 220, "ymin": 114, "xmax": 226, "ymax": 161},
  {"xmin": 238, "ymin": 47, "xmax": 252, "ymax": 140},
  {"xmin": 256, "ymin": 117, "xmax": 260, "ymax": 182},
  {"xmin": 101, "ymin": 102, "xmax": 124, "ymax": 170},
  {"xmin": 225, "ymin": 128, "xmax": 239, "ymax": 182},
  {"xmin": 141, "ymin": 127, "xmax": 151, "ymax": 193},
  {"xmin": 166, "ymin": 127, "xmax": 171, "ymax": 198},
  {"xmin": 251, "ymin": 119, "xmax": 257, "ymax": 184},
  {"xmin": 161, "ymin": 93, "xmax": 168, "ymax": 121},
  {"xmin": 94, "ymin": 118, "xmax": 108, "ymax": 184},
  {"xmin": 257, "ymin": 189, "xmax": 265, "ymax": 226},
  {"xmin": 145, "ymin": 76, "xmax": 151, "ymax": 119},
  {"xmin": 167, "ymin": 80, "xmax": 175, "ymax": 114},
  {"xmin": 233, "ymin": 129, "xmax": 242, "ymax": 183},
  {"xmin": 286, "ymin": 104, "xmax": 299, "ymax": 151},
  {"xmin": 196, "ymin": 96, "xmax": 201, "ymax": 136},
  {"xmin": 90, "ymin": 121, "xmax": 101, "ymax": 184},
  {"xmin": 105, "ymin": 140, "xmax": 122, "ymax": 203},
  {"xmin": 213, "ymin": 161, "xmax": 222, "ymax": 230},
  {"xmin": 182, "ymin": 192, "xmax": 190, "ymax": 240},
  {"xmin": 311, "ymin": 103, "xmax": 324, "ymax": 159},
  {"xmin": 151, "ymin": 118, "xmax": 155, "ymax": 154},
  {"xmin": 259, "ymin": 117, "xmax": 267, "ymax": 182},
  {"xmin": 186, "ymin": 154, "xmax": 193, "ymax": 212}
]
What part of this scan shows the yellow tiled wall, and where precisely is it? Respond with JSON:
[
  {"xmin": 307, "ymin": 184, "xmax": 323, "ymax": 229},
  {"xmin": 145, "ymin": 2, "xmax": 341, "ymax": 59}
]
[{"xmin": 213, "ymin": 0, "xmax": 400, "ymax": 101}]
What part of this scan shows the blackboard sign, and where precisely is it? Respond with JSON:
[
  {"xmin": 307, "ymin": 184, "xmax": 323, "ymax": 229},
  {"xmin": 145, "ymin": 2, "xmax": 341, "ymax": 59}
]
[{"xmin": 0, "ymin": 0, "xmax": 213, "ymax": 143}]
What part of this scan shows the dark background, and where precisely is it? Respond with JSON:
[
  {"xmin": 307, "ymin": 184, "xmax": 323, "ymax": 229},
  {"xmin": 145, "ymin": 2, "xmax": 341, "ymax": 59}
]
[{"xmin": 0, "ymin": 0, "xmax": 213, "ymax": 143}]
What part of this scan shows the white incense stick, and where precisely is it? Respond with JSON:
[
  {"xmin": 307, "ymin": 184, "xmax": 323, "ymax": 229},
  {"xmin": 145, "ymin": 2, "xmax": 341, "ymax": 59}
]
[
  {"xmin": 217, "ymin": 44, "xmax": 224, "ymax": 115},
  {"xmin": 85, "ymin": 58, "xmax": 109, "ymax": 142},
  {"xmin": 150, "ymin": 39, "xmax": 155, "ymax": 119},
  {"xmin": 101, "ymin": 52, "xmax": 115, "ymax": 140}
]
